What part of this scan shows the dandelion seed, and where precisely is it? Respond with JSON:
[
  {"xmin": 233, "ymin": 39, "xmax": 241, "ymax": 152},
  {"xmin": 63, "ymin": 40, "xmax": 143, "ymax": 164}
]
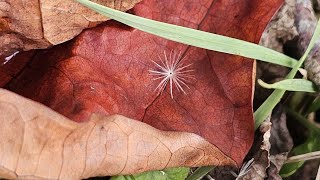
[{"xmin": 149, "ymin": 50, "xmax": 194, "ymax": 99}]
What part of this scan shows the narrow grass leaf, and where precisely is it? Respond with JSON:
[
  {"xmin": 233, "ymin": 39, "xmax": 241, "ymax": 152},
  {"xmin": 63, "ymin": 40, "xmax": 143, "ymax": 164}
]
[
  {"xmin": 254, "ymin": 19, "xmax": 320, "ymax": 130},
  {"xmin": 258, "ymin": 79, "xmax": 317, "ymax": 93},
  {"xmin": 186, "ymin": 166, "xmax": 215, "ymax": 180},
  {"xmin": 76, "ymin": 0, "xmax": 297, "ymax": 68},
  {"xmin": 306, "ymin": 97, "xmax": 320, "ymax": 114},
  {"xmin": 285, "ymin": 107, "xmax": 320, "ymax": 133},
  {"xmin": 280, "ymin": 131, "xmax": 320, "ymax": 177},
  {"xmin": 111, "ymin": 167, "xmax": 189, "ymax": 180},
  {"xmin": 280, "ymin": 108, "xmax": 320, "ymax": 177}
]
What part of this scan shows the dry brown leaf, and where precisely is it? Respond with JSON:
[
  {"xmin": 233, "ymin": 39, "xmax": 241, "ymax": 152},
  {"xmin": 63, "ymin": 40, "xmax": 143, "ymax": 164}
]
[
  {"xmin": 0, "ymin": 89, "xmax": 235, "ymax": 179},
  {"xmin": 240, "ymin": 118, "xmax": 271, "ymax": 180},
  {"xmin": 267, "ymin": 106, "xmax": 293, "ymax": 180},
  {"xmin": 0, "ymin": 0, "xmax": 141, "ymax": 57},
  {"xmin": 4, "ymin": 0, "xmax": 285, "ymax": 167}
]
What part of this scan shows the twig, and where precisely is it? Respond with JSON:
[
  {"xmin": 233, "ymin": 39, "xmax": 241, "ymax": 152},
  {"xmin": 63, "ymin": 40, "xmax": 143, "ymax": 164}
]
[
  {"xmin": 285, "ymin": 151, "xmax": 320, "ymax": 163},
  {"xmin": 206, "ymin": 175, "xmax": 215, "ymax": 180}
]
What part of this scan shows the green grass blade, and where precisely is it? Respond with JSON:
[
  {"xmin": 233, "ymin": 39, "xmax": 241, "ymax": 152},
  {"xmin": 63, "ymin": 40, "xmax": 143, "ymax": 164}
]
[
  {"xmin": 186, "ymin": 166, "xmax": 215, "ymax": 180},
  {"xmin": 254, "ymin": 89, "xmax": 285, "ymax": 130},
  {"xmin": 285, "ymin": 107, "xmax": 320, "ymax": 133},
  {"xmin": 306, "ymin": 97, "xmax": 320, "ymax": 114},
  {"xmin": 258, "ymin": 79, "xmax": 317, "ymax": 93},
  {"xmin": 76, "ymin": 0, "xmax": 297, "ymax": 68},
  {"xmin": 110, "ymin": 168, "xmax": 189, "ymax": 180},
  {"xmin": 254, "ymin": 19, "xmax": 320, "ymax": 130},
  {"xmin": 280, "ymin": 108, "xmax": 320, "ymax": 177},
  {"xmin": 280, "ymin": 131, "xmax": 320, "ymax": 177}
]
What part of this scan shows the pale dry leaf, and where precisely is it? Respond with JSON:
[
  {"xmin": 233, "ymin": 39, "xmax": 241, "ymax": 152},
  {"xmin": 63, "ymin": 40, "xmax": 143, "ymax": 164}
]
[
  {"xmin": 0, "ymin": 89, "xmax": 236, "ymax": 179},
  {"xmin": 0, "ymin": 0, "xmax": 141, "ymax": 58}
]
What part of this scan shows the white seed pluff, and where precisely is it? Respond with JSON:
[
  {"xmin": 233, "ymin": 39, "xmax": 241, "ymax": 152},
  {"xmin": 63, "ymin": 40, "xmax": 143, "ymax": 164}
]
[{"xmin": 149, "ymin": 50, "xmax": 194, "ymax": 99}]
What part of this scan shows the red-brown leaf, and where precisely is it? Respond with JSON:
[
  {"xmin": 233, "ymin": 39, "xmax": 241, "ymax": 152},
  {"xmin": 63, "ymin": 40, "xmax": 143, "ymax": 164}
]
[{"xmin": 5, "ymin": 0, "xmax": 283, "ymax": 166}]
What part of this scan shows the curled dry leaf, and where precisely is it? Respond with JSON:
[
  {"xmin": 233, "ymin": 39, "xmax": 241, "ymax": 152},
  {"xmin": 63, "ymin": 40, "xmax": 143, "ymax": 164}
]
[
  {"xmin": 0, "ymin": 0, "xmax": 141, "ymax": 58},
  {"xmin": 4, "ymin": 0, "xmax": 284, "ymax": 169},
  {"xmin": 240, "ymin": 117, "xmax": 271, "ymax": 180},
  {"xmin": 240, "ymin": 106, "xmax": 293, "ymax": 180},
  {"xmin": 0, "ymin": 89, "xmax": 235, "ymax": 179},
  {"xmin": 259, "ymin": 0, "xmax": 297, "ymax": 54},
  {"xmin": 295, "ymin": 0, "xmax": 320, "ymax": 87},
  {"xmin": 268, "ymin": 107, "xmax": 293, "ymax": 174}
]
